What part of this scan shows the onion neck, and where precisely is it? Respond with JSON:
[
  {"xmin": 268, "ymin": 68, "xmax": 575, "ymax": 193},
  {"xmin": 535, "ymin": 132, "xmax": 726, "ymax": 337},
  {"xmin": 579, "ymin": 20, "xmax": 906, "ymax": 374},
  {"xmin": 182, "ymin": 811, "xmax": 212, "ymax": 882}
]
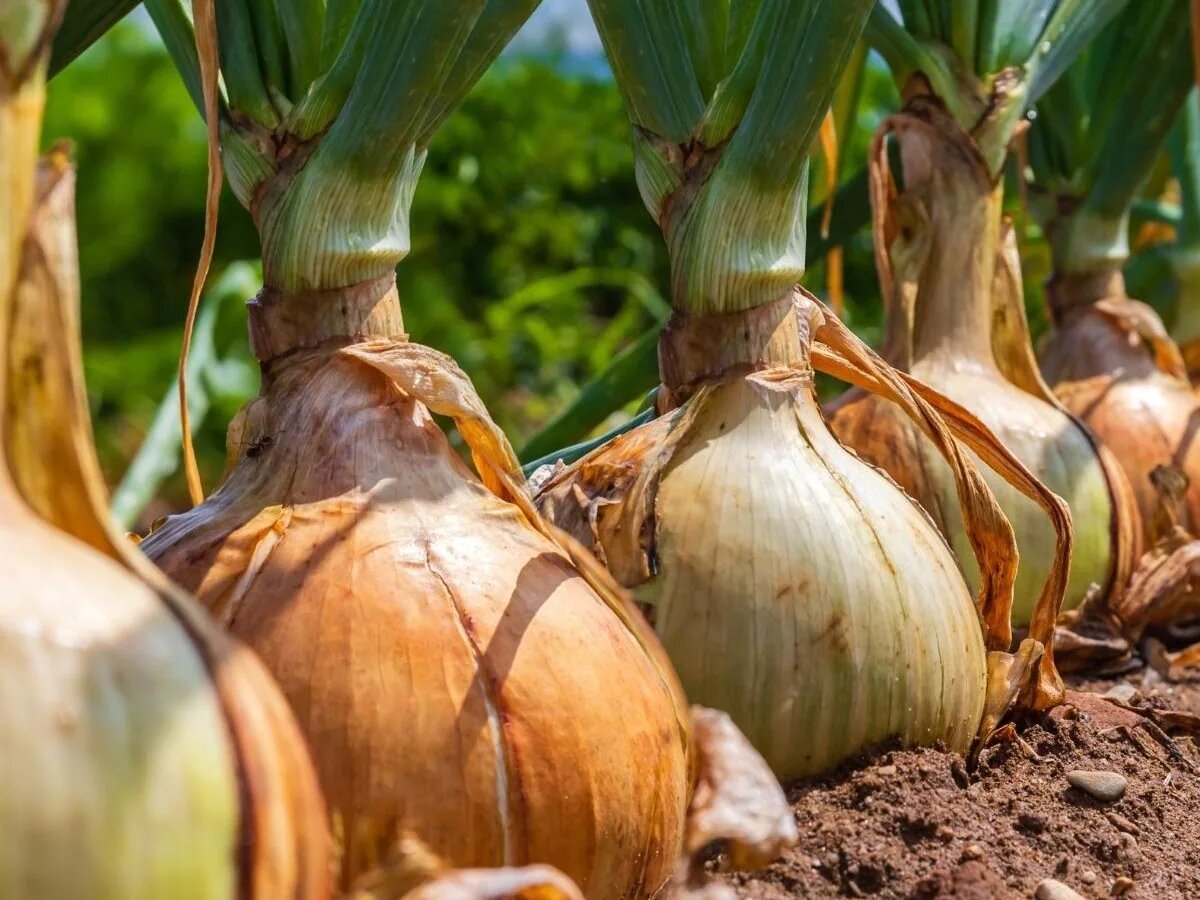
[
  {"xmin": 244, "ymin": 139, "xmax": 426, "ymax": 294},
  {"xmin": 248, "ymin": 272, "xmax": 405, "ymax": 365},
  {"xmin": 1045, "ymin": 267, "xmax": 1126, "ymax": 325},
  {"xmin": 896, "ymin": 120, "xmax": 1002, "ymax": 372},
  {"xmin": 1046, "ymin": 206, "xmax": 1130, "ymax": 283},
  {"xmin": 636, "ymin": 131, "xmax": 808, "ymax": 317},
  {"xmin": 657, "ymin": 290, "xmax": 808, "ymax": 406}
]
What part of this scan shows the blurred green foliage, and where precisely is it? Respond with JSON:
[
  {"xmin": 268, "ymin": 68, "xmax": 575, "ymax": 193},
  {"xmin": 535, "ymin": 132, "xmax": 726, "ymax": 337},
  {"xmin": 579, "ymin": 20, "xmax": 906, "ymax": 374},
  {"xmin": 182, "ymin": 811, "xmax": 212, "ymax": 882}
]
[
  {"xmin": 48, "ymin": 20, "xmax": 676, "ymax": 520},
  {"xmin": 49, "ymin": 19, "xmax": 1157, "ymax": 526}
]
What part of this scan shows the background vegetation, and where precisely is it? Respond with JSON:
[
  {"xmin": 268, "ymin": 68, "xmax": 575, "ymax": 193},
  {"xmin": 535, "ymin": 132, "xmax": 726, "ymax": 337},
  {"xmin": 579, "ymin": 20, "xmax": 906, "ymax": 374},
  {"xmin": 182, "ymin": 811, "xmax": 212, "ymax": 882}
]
[{"xmin": 46, "ymin": 18, "xmax": 1179, "ymax": 527}]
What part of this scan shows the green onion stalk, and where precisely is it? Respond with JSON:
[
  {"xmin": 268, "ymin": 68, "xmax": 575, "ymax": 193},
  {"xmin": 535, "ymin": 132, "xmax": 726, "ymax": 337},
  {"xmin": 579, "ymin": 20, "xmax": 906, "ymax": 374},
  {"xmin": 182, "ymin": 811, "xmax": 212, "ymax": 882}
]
[
  {"xmin": 828, "ymin": 0, "xmax": 1141, "ymax": 628},
  {"xmin": 0, "ymin": 3, "xmax": 330, "ymax": 896},
  {"xmin": 1028, "ymin": 2, "xmax": 1197, "ymax": 542},
  {"xmin": 132, "ymin": 1, "xmax": 797, "ymax": 895},
  {"xmin": 534, "ymin": 0, "xmax": 1072, "ymax": 781},
  {"xmin": 1170, "ymin": 90, "xmax": 1200, "ymax": 378}
]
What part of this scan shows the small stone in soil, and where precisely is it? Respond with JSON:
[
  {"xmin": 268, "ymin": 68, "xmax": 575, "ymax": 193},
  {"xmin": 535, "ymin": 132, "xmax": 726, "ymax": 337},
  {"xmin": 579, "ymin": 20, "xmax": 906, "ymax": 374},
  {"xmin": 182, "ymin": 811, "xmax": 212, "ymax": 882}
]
[
  {"xmin": 1106, "ymin": 812, "xmax": 1139, "ymax": 835},
  {"xmin": 1035, "ymin": 878, "xmax": 1085, "ymax": 900},
  {"xmin": 961, "ymin": 844, "xmax": 984, "ymax": 861},
  {"xmin": 1112, "ymin": 875, "xmax": 1135, "ymax": 896},
  {"xmin": 1067, "ymin": 770, "xmax": 1127, "ymax": 802},
  {"xmin": 1080, "ymin": 870, "xmax": 1097, "ymax": 884},
  {"xmin": 1104, "ymin": 682, "xmax": 1138, "ymax": 703}
]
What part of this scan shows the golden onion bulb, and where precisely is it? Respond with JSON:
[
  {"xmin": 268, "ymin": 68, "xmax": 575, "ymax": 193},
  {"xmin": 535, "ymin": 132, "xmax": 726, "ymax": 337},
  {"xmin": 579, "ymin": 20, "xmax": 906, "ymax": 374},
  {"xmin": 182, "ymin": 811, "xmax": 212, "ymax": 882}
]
[
  {"xmin": 141, "ymin": 290, "xmax": 692, "ymax": 898},
  {"xmin": 1039, "ymin": 278, "xmax": 1200, "ymax": 541},
  {"xmin": 0, "ymin": 154, "xmax": 329, "ymax": 899},
  {"xmin": 535, "ymin": 292, "xmax": 1065, "ymax": 780}
]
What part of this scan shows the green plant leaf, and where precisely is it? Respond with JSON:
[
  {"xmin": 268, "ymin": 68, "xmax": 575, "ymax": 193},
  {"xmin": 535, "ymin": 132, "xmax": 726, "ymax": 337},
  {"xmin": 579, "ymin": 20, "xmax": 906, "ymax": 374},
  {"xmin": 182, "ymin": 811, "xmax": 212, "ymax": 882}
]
[
  {"xmin": 1027, "ymin": 0, "xmax": 1191, "ymax": 271},
  {"xmin": 1023, "ymin": 0, "xmax": 1129, "ymax": 108},
  {"xmin": 520, "ymin": 325, "xmax": 659, "ymax": 464},
  {"xmin": 111, "ymin": 262, "xmax": 261, "ymax": 528},
  {"xmin": 1171, "ymin": 91, "xmax": 1200, "ymax": 251},
  {"xmin": 144, "ymin": 0, "xmax": 208, "ymax": 115},
  {"xmin": 587, "ymin": 0, "xmax": 705, "ymax": 142},
  {"xmin": 49, "ymin": 0, "xmax": 141, "ymax": 75}
]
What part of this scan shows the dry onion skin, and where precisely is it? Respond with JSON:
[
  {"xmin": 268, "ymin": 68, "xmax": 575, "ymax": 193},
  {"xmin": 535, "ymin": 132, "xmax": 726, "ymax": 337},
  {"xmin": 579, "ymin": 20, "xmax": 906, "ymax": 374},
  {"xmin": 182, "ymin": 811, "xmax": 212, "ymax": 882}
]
[
  {"xmin": 0, "ymin": 16, "xmax": 329, "ymax": 892},
  {"xmin": 346, "ymin": 834, "xmax": 586, "ymax": 900},
  {"xmin": 1039, "ymin": 283, "xmax": 1200, "ymax": 540},
  {"xmin": 828, "ymin": 11, "xmax": 1141, "ymax": 625},
  {"xmin": 144, "ymin": 332, "xmax": 694, "ymax": 896},
  {"xmin": 137, "ymin": 3, "xmax": 693, "ymax": 895},
  {"xmin": 352, "ymin": 711, "xmax": 800, "ymax": 900}
]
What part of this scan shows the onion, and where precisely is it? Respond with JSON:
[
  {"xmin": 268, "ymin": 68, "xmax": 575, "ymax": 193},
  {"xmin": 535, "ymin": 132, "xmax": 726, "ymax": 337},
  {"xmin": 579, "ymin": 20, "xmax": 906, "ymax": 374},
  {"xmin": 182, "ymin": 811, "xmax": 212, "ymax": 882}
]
[
  {"xmin": 141, "ymin": 288, "xmax": 696, "ymax": 895},
  {"xmin": 828, "ymin": 105, "xmax": 1139, "ymax": 625},
  {"xmin": 530, "ymin": 0, "xmax": 1071, "ymax": 780},
  {"xmin": 0, "ymin": 145, "xmax": 329, "ymax": 897},
  {"xmin": 1024, "ymin": 3, "xmax": 1200, "ymax": 544},
  {"xmin": 1041, "ymin": 274, "xmax": 1200, "ymax": 540},
  {"xmin": 536, "ymin": 289, "xmax": 1071, "ymax": 779}
]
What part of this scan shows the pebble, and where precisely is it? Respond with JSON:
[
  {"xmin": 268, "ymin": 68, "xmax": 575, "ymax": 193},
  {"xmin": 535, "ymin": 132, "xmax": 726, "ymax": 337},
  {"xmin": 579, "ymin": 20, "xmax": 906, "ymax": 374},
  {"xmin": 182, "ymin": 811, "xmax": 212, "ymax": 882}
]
[
  {"xmin": 1035, "ymin": 878, "xmax": 1084, "ymax": 900},
  {"xmin": 876, "ymin": 765, "xmax": 897, "ymax": 777},
  {"xmin": 1106, "ymin": 812, "xmax": 1139, "ymax": 835},
  {"xmin": 961, "ymin": 844, "xmax": 984, "ymax": 861},
  {"xmin": 1067, "ymin": 770, "xmax": 1127, "ymax": 802},
  {"xmin": 1080, "ymin": 870, "xmax": 1097, "ymax": 885},
  {"xmin": 1112, "ymin": 876, "xmax": 1135, "ymax": 896},
  {"xmin": 1103, "ymin": 682, "xmax": 1138, "ymax": 703}
]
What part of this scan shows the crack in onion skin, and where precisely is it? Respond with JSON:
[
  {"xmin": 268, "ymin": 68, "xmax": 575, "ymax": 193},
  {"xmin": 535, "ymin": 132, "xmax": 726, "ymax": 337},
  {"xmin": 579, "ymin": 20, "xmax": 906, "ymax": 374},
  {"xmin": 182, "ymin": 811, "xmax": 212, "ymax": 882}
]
[
  {"xmin": 535, "ymin": 299, "xmax": 988, "ymax": 780},
  {"xmin": 141, "ymin": 337, "xmax": 692, "ymax": 899},
  {"xmin": 0, "ymin": 154, "xmax": 330, "ymax": 899}
]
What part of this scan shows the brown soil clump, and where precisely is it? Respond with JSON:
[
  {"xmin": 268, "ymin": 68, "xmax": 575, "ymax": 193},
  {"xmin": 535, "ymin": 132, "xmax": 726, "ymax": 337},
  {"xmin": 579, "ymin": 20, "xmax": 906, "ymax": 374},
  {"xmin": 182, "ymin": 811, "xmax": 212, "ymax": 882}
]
[{"xmin": 725, "ymin": 676, "xmax": 1200, "ymax": 898}]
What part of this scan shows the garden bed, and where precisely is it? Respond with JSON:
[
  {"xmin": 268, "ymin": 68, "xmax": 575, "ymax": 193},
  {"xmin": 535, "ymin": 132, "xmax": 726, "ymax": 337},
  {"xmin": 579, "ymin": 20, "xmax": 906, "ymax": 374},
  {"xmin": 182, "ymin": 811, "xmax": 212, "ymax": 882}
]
[{"xmin": 726, "ymin": 673, "xmax": 1200, "ymax": 898}]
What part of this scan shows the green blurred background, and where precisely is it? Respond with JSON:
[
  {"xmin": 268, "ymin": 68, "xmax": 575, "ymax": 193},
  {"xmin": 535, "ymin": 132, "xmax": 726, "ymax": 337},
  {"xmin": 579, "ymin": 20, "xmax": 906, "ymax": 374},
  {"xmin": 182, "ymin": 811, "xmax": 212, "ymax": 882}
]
[
  {"xmin": 42, "ymin": 15, "xmax": 879, "ymax": 525},
  {"xmin": 44, "ymin": 12, "xmax": 1178, "ymax": 528}
]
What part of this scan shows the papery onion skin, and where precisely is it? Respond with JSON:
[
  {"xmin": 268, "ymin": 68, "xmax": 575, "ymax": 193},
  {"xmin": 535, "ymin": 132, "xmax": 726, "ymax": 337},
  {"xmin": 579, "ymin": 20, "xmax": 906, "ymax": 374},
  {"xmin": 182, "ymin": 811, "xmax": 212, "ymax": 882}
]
[
  {"xmin": 830, "ymin": 371, "xmax": 1116, "ymax": 625},
  {"xmin": 141, "ymin": 328, "xmax": 692, "ymax": 900},
  {"xmin": 536, "ymin": 311, "xmax": 987, "ymax": 780},
  {"xmin": 1039, "ymin": 288, "xmax": 1200, "ymax": 542},
  {"xmin": 648, "ymin": 382, "xmax": 986, "ymax": 776}
]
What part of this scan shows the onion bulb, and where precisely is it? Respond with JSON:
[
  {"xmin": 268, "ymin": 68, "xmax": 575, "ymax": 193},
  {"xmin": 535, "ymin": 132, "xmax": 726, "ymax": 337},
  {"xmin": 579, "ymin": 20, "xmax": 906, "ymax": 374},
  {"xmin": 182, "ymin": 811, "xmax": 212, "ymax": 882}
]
[
  {"xmin": 356, "ymin": 706, "xmax": 797, "ymax": 900},
  {"xmin": 0, "ymin": 150, "xmax": 329, "ymax": 898},
  {"xmin": 1040, "ymin": 273, "xmax": 1200, "ymax": 541},
  {"xmin": 140, "ymin": 282, "xmax": 694, "ymax": 897},
  {"xmin": 828, "ymin": 107, "xmax": 1139, "ymax": 625},
  {"xmin": 535, "ymin": 288, "xmax": 1071, "ymax": 780}
]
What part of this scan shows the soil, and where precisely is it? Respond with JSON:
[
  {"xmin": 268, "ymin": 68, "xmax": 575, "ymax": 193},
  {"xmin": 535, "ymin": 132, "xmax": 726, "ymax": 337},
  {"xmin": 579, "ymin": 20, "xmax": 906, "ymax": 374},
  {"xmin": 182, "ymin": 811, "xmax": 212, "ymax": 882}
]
[{"xmin": 724, "ymin": 670, "xmax": 1200, "ymax": 898}]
